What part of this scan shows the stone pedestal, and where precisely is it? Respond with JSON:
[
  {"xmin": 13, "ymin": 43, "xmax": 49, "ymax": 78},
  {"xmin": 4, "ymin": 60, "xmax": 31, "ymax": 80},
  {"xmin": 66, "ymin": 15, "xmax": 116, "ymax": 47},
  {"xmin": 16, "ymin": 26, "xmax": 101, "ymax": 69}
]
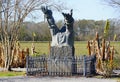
[
  {"xmin": 50, "ymin": 46, "xmax": 74, "ymax": 58},
  {"xmin": 47, "ymin": 46, "xmax": 76, "ymax": 75}
]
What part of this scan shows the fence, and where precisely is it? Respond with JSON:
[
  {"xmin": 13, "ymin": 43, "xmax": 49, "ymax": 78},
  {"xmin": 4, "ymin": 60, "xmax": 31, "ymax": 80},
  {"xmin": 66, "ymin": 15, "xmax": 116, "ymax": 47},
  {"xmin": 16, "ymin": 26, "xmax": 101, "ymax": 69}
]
[{"xmin": 26, "ymin": 55, "xmax": 96, "ymax": 76}]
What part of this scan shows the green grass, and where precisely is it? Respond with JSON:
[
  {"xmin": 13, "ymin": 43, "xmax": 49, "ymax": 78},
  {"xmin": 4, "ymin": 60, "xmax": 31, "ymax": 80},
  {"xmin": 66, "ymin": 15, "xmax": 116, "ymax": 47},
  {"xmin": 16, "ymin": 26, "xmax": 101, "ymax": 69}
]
[
  {"xmin": 20, "ymin": 41, "xmax": 88, "ymax": 56},
  {"xmin": 0, "ymin": 71, "xmax": 25, "ymax": 77},
  {"xmin": 74, "ymin": 41, "xmax": 88, "ymax": 55},
  {"xmin": 110, "ymin": 41, "xmax": 120, "ymax": 69},
  {"xmin": 20, "ymin": 41, "xmax": 120, "ymax": 56},
  {"xmin": 20, "ymin": 41, "xmax": 50, "ymax": 55}
]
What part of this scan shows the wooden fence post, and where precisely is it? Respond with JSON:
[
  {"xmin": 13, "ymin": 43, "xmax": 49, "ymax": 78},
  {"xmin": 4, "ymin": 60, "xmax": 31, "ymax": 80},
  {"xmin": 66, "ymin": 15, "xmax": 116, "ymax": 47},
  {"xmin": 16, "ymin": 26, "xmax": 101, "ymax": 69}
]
[
  {"xmin": 83, "ymin": 55, "xmax": 87, "ymax": 76},
  {"xmin": 26, "ymin": 55, "xmax": 29, "ymax": 75}
]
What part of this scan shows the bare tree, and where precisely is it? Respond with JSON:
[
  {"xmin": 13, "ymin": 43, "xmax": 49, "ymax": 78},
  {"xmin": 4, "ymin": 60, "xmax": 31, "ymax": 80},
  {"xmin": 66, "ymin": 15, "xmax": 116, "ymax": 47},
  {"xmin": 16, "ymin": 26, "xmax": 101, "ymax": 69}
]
[
  {"xmin": 0, "ymin": 0, "xmax": 64, "ymax": 71},
  {"xmin": 104, "ymin": 0, "xmax": 120, "ymax": 9}
]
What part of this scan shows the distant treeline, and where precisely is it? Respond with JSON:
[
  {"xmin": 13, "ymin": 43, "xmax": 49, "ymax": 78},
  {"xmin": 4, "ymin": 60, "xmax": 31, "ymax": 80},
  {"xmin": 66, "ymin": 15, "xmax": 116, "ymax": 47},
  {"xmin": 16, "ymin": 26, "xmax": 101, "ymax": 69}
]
[{"xmin": 18, "ymin": 19, "xmax": 120, "ymax": 41}]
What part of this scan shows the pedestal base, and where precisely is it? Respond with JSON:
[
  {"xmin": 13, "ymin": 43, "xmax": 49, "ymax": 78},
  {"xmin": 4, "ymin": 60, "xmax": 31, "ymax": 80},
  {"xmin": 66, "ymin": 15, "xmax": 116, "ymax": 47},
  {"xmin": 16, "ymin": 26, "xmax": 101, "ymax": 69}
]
[
  {"xmin": 50, "ymin": 46, "xmax": 74, "ymax": 58},
  {"xmin": 47, "ymin": 46, "xmax": 75, "ymax": 75}
]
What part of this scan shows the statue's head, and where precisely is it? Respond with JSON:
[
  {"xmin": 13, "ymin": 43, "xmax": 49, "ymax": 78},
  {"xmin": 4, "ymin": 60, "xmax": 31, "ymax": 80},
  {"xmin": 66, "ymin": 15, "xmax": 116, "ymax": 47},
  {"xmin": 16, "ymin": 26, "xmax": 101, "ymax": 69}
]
[{"xmin": 62, "ymin": 9, "xmax": 74, "ymax": 25}]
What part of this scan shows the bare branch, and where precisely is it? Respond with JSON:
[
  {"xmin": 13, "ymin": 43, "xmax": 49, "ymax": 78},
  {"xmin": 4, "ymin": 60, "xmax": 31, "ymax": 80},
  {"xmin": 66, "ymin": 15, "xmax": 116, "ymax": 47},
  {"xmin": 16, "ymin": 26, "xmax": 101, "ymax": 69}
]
[{"xmin": 104, "ymin": 0, "xmax": 120, "ymax": 8}]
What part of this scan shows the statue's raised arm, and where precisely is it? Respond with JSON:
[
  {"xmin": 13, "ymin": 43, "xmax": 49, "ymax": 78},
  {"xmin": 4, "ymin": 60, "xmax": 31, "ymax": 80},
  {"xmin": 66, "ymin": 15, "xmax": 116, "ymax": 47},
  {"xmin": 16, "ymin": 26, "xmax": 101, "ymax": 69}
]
[
  {"xmin": 62, "ymin": 9, "xmax": 74, "ymax": 32},
  {"xmin": 41, "ymin": 6, "xmax": 74, "ymax": 47},
  {"xmin": 41, "ymin": 6, "xmax": 59, "ymax": 35}
]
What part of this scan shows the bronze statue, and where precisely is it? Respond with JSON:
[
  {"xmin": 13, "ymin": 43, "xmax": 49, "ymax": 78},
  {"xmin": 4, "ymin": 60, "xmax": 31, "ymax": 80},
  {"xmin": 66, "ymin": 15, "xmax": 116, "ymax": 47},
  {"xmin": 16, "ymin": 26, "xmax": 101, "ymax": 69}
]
[{"xmin": 41, "ymin": 6, "xmax": 74, "ymax": 47}]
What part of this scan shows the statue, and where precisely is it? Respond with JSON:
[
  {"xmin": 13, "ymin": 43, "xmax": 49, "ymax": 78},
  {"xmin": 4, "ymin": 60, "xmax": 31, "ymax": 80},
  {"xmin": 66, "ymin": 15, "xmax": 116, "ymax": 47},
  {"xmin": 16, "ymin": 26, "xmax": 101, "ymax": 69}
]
[
  {"xmin": 41, "ymin": 6, "xmax": 74, "ymax": 47},
  {"xmin": 41, "ymin": 6, "xmax": 75, "ymax": 73}
]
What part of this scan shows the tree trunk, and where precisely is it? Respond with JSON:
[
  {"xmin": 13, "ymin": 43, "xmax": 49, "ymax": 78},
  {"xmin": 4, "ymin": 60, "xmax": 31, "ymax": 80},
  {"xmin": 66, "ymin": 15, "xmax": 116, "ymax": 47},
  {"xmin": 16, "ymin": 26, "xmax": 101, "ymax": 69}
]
[{"xmin": 2, "ymin": 39, "xmax": 15, "ymax": 71}]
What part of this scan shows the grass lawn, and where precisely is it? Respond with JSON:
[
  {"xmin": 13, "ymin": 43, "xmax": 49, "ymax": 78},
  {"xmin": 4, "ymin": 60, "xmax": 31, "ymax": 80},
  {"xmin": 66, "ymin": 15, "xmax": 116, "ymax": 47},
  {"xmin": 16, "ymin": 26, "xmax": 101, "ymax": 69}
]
[
  {"xmin": 0, "ymin": 71, "xmax": 25, "ymax": 77},
  {"xmin": 20, "ymin": 41, "xmax": 120, "ymax": 56},
  {"xmin": 20, "ymin": 41, "xmax": 88, "ymax": 56}
]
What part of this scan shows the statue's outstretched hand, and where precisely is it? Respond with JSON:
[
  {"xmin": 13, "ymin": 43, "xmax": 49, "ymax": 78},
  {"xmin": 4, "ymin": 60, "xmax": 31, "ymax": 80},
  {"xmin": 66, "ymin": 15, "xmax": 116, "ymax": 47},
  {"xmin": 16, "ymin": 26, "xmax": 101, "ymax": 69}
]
[
  {"xmin": 62, "ymin": 9, "xmax": 74, "ymax": 24},
  {"xmin": 41, "ymin": 6, "xmax": 52, "ymax": 18},
  {"xmin": 41, "ymin": 6, "xmax": 47, "ymax": 14}
]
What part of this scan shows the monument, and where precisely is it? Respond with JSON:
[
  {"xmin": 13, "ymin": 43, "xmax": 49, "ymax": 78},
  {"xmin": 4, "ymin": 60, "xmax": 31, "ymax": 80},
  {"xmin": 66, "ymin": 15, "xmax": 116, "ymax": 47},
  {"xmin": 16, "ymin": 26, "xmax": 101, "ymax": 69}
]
[{"xmin": 41, "ymin": 6, "xmax": 75, "ymax": 74}]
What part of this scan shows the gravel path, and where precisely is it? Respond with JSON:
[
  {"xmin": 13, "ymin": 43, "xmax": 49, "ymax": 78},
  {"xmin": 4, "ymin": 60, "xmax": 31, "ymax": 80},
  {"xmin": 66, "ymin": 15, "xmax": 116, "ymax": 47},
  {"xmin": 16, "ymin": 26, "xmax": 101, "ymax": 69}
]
[{"xmin": 0, "ymin": 76, "xmax": 117, "ymax": 82}]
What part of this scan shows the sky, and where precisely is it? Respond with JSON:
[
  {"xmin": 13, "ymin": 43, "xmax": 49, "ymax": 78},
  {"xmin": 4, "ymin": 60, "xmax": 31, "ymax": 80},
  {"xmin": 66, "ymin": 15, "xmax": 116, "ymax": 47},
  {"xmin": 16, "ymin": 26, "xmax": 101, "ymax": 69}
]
[
  {"xmin": 59, "ymin": 0, "xmax": 118, "ymax": 20},
  {"xmin": 25, "ymin": 0, "xmax": 118, "ymax": 22}
]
